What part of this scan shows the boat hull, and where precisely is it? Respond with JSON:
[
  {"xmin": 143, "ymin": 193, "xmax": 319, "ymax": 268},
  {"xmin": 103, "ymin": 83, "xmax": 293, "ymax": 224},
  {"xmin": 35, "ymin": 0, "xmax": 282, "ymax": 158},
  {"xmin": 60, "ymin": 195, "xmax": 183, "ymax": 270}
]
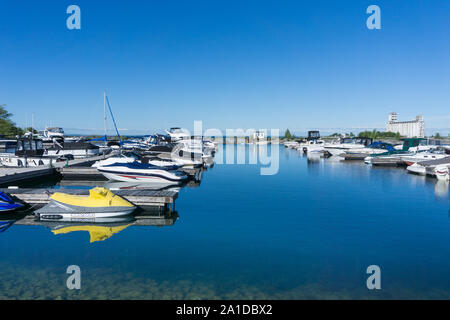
[
  {"xmin": 35, "ymin": 199, "xmax": 136, "ymax": 219},
  {"xmin": 98, "ymin": 166, "xmax": 187, "ymax": 184}
]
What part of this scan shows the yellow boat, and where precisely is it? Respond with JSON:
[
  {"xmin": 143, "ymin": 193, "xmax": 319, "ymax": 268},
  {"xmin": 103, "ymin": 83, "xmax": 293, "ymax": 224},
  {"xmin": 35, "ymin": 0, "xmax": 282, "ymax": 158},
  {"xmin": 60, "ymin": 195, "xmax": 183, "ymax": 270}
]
[{"xmin": 35, "ymin": 187, "xmax": 136, "ymax": 220}]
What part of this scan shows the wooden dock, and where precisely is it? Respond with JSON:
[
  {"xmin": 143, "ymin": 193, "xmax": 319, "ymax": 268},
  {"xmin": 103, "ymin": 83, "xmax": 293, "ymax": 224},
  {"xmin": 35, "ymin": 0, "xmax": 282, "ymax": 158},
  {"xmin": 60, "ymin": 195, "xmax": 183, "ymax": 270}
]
[
  {"xmin": 371, "ymin": 157, "xmax": 405, "ymax": 166},
  {"xmin": 0, "ymin": 167, "xmax": 56, "ymax": 186},
  {"xmin": 0, "ymin": 188, "xmax": 178, "ymax": 208},
  {"xmin": 0, "ymin": 153, "xmax": 115, "ymax": 186}
]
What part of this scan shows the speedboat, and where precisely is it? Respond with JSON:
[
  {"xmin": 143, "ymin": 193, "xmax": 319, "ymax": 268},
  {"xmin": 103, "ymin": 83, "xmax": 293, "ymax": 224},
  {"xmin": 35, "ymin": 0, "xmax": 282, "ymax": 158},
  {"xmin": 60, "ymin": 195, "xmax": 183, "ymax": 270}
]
[
  {"xmin": 93, "ymin": 152, "xmax": 184, "ymax": 169},
  {"xmin": 407, "ymin": 156, "xmax": 450, "ymax": 177},
  {"xmin": 96, "ymin": 161, "xmax": 188, "ymax": 184},
  {"xmin": 324, "ymin": 137, "xmax": 373, "ymax": 156},
  {"xmin": 297, "ymin": 140, "xmax": 325, "ymax": 154},
  {"xmin": 165, "ymin": 127, "xmax": 190, "ymax": 142},
  {"xmin": 44, "ymin": 140, "xmax": 100, "ymax": 159},
  {"xmin": 340, "ymin": 142, "xmax": 396, "ymax": 160},
  {"xmin": 0, "ymin": 192, "xmax": 24, "ymax": 212},
  {"xmin": 34, "ymin": 187, "xmax": 136, "ymax": 220},
  {"xmin": 400, "ymin": 149, "xmax": 448, "ymax": 166}
]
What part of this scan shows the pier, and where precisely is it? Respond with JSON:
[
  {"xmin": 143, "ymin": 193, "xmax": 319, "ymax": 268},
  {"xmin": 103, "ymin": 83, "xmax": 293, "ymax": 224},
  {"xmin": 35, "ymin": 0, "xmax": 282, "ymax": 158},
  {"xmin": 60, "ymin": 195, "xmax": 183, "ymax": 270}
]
[{"xmin": 0, "ymin": 188, "xmax": 178, "ymax": 209}]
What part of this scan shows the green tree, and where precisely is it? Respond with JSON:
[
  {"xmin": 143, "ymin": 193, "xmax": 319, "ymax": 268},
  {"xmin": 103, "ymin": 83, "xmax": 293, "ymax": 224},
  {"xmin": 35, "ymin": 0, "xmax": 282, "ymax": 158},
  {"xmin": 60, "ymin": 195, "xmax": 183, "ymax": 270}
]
[
  {"xmin": 0, "ymin": 104, "xmax": 23, "ymax": 137},
  {"xmin": 434, "ymin": 133, "xmax": 441, "ymax": 139},
  {"xmin": 284, "ymin": 129, "xmax": 292, "ymax": 140}
]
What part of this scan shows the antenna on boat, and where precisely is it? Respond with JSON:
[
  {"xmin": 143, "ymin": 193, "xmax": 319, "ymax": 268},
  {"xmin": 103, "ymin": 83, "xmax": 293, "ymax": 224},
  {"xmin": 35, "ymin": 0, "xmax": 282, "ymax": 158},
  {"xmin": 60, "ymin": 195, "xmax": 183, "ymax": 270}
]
[
  {"xmin": 104, "ymin": 90, "xmax": 107, "ymax": 141},
  {"xmin": 104, "ymin": 92, "xmax": 122, "ymax": 145}
]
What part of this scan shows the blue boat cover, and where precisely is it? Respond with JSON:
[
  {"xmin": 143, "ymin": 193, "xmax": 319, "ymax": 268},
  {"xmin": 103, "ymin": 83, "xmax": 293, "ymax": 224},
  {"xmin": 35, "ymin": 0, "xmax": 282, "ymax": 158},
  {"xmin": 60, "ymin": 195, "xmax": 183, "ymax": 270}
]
[{"xmin": 367, "ymin": 141, "xmax": 396, "ymax": 152}]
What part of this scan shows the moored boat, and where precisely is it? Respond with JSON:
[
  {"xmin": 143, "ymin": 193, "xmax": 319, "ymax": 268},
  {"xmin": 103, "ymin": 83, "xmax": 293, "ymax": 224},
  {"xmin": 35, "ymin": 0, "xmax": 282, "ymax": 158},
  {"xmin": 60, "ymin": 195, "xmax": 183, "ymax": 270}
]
[
  {"xmin": 35, "ymin": 187, "xmax": 136, "ymax": 220},
  {"xmin": 96, "ymin": 161, "xmax": 188, "ymax": 184}
]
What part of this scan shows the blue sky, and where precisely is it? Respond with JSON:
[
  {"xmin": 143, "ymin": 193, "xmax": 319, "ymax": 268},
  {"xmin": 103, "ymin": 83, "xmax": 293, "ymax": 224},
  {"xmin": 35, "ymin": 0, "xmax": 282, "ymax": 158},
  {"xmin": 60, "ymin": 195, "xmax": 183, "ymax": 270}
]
[{"xmin": 0, "ymin": 0, "xmax": 449, "ymax": 135}]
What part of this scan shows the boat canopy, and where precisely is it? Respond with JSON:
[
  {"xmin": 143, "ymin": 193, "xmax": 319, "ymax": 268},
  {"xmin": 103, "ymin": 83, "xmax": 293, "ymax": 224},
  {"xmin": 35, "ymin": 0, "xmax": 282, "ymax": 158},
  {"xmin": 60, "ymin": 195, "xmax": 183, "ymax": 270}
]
[
  {"xmin": 89, "ymin": 135, "xmax": 108, "ymax": 142},
  {"xmin": 367, "ymin": 141, "xmax": 396, "ymax": 152}
]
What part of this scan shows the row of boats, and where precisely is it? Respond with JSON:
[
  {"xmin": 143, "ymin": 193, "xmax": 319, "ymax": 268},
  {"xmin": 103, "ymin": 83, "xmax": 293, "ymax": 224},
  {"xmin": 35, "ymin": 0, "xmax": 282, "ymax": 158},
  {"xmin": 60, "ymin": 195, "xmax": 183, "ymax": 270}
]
[
  {"xmin": 0, "ymin": 127, "xmax": 217, "ymax": 168},
  {"xmin": 0, "ymin": 128, "xmax": 218, "ymax": 221},
  {"xmin": 284, "ymin": 133, "xmax": 450, "ymax": 181}
]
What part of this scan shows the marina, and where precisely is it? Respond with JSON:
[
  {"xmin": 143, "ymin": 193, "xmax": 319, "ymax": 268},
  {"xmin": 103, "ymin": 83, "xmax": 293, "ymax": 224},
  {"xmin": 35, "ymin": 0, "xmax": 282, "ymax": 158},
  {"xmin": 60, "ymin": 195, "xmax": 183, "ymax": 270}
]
[{"xmin": 1, "ymin": 0, "xmax": 449, "ymax": 304}]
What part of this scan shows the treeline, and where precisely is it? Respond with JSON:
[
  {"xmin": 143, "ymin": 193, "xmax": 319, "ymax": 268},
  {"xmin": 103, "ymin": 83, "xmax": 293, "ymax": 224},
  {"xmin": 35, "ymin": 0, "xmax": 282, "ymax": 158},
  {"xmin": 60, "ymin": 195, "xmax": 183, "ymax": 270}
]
[
  {"xmin": 357, "ymin": 130, "xmax": 402, "ymax": 139},
  {"xmin": 0, "ymin": 104, "xmax": 26, "ymax": 137}
]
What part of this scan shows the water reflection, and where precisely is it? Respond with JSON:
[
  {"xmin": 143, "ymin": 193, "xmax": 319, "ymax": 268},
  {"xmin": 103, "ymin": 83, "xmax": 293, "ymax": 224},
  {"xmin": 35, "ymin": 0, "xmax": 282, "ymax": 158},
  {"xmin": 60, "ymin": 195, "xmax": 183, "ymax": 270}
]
[{"xmin": 9, "ymin": 209, "xmax": 179, "ymax": 243}]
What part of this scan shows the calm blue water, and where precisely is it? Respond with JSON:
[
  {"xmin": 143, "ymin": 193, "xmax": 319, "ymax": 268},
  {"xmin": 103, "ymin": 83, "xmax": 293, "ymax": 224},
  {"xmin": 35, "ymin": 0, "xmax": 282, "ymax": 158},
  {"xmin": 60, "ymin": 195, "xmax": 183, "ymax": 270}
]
[{"xmin": 1, "ymin": 145, "xmax": 449, "ymax": 299}]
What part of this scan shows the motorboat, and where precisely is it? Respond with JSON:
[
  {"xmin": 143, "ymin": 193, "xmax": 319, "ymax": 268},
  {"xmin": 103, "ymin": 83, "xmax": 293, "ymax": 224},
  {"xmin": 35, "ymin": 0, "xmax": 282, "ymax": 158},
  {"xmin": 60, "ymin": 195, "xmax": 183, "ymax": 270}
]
[
  {"xmin": 298, "ymin": 140, "xmax": 325, "ymax": 154},
  {"xmin": 400, "ymin": 148, "xmax": 448, "ymax": 166},
  {"xmin": 406, "ymin": 156, "xmax": 450, "ymax": 177},
  {"xmin": 165, "ymin": 127, "xmax": 190, "ymax": 142},
  {"xmin": 283, "ymin": 141, "xmax": 299, "ymax": 149},
  {"xmin": 93, "ymin": 152, "xmax": 184, "ymax": 169},
  {"xmin": 364, "ymin": 138, "xmax": 428, "ymax": 166},
  {"xmin": 44, "ymin": 140, "xmax": 100, "ymax": 159},
  {"xmin": 0, "ymin": 137, "xmax": 69, "ymax": 167},
  {"xmin": 96, "ymin": 161, "xmax": 188, "ymax": 184},
  {"xmin": 0, "ymin": 192, "xmax": 24, "ymax": 212},
  {"xmin": 37, "ymin": 127, "xmax": 65, "ymax": 143},
  {"xmin": 35, "ymin": 187, "xmax": 136, "ymax": 220},
  {"xmin": 324, "ymin": 137, "xmax": 373, "ymax": 156},
  {"xmin": 340, "ymin": 142, "xmax": 396, "ymax": 160}
]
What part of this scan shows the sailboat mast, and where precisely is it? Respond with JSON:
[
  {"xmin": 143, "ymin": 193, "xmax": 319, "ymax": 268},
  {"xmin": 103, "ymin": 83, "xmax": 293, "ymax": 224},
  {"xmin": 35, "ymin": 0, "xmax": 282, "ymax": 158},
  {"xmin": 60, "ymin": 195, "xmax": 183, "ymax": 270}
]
[{"xmin": 104, "ymin": 91, "xmax": 107, "ymax": 138}]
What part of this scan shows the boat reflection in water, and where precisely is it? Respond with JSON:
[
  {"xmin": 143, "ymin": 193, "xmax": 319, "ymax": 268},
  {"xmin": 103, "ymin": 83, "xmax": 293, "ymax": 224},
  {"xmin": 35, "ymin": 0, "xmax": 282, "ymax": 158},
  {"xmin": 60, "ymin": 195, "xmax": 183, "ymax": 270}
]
[{"xmin": 11, "ymin": 208, "xmax": 179, "ymax": 243}]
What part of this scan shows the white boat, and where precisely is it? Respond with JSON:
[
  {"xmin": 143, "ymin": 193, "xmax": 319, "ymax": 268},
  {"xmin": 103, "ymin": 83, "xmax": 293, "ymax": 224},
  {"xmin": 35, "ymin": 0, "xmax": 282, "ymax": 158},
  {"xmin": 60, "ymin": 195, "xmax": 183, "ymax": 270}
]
[
  {"xmin": 297, "ymin": 140, "xmax": 325, "ymax": 153},
  {"xmin": 37, "ymin": 127, "xmax": 65, "ymax": 143},
  {"xmin": 44, "ymin": 141, "xmax": 100, "ymax": 159},
  {"xmin": 283, "ymin": 141, "xmax": 299, "ymax": 149},
  {"xmin": 165, "ymin": 127, "xmax": 190, "ymax": 142},
  {"xmin": 0, "ymin": 137, "xmax": 66, "ymax": 167},
  {"xmin": 400, "ymin": 149, "xmax": 448, "ymax": 166},
  {"xmin": 93, "ymin": 152, "xmax": 184, "ymax": 168},
  {"xmin": 324, "ymin": 138, "xmax": 373, "ymax": 156},
  {"xmin": 97, "ymin": 161, "xmax": 187, "ymax": 184},
  {"xmin": 406, "ymin": 156, "xmax": 450, "ymax": 177}
]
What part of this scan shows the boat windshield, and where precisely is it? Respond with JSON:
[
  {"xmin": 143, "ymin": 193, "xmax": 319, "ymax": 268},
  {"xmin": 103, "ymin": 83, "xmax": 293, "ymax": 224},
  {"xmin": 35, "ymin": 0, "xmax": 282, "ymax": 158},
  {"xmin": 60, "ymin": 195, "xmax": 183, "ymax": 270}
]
[
  {"xmin": 23, "ymin": 140, "xmax": 31, "ymax": 151},
  {"xmin": 47, "ymin": 127, "xmax": 64, "ymax": 133},
  {"xmin": 341, "ymin": 138, "xmax": 356, "ymax": 144},
  {"xmin": 36, "ymin": 140, "xmax": 43, "ymax": 150}
]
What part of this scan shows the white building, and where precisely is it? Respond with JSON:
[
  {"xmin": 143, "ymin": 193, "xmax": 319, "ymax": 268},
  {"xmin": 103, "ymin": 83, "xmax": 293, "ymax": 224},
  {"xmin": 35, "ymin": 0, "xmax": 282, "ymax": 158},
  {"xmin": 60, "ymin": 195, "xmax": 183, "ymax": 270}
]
[{"xmin": 386, "ymin": 112, "xmax": 425, "ymax": 138}]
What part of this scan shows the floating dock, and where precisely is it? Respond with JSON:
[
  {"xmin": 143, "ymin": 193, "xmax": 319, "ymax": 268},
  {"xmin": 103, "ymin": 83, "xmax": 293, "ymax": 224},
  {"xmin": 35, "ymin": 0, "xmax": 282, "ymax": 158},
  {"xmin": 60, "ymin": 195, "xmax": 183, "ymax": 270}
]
[
  {"xmin": 0, "ymin": 154, "xmax": 114, "ymax": 186},
  {"xmin": 12, "ymin": 210, "xmax": 178, "ymax": 227},
  {"xmin": 0, "ymin": 188, "xmax": 178, "ymax": 209},
  {"xmin": 371, "ymin": 157, "xmax": 405, "ymax": 166}
]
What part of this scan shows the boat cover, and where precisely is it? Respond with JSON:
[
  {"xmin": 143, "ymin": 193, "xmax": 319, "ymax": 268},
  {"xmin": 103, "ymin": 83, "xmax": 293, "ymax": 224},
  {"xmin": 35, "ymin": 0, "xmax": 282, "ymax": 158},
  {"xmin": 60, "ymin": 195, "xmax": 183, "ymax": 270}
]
[{"xmin": 50, "ymin": 187, "xmax": 134, "ymax": 208}]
